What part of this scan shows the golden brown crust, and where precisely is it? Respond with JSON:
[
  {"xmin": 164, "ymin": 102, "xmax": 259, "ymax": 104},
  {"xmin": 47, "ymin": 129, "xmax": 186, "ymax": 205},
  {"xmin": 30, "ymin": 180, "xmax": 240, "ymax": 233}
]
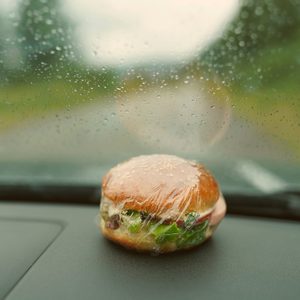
[{"xmin": 102, "ymin": 155, "xmax": 219, "ymax": 217}]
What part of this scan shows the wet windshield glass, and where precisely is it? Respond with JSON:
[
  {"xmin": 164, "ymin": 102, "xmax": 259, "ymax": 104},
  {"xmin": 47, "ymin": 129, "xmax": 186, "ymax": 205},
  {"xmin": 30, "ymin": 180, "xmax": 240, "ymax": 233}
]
[{"xmin": 0, "ymin": 0, "xmax": 299, "ymax": 188}]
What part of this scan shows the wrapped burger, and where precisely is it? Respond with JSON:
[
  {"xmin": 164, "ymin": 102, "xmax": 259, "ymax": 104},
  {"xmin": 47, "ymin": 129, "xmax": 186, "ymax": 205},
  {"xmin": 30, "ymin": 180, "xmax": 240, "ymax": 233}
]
[{"xmin": 99, "ymin": 154, "xmax": 226, "ymax": 254}]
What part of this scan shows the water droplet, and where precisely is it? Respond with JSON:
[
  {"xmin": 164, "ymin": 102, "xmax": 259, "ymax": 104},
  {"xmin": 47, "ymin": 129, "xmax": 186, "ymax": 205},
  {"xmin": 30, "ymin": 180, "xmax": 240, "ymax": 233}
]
[
  {"xmin": 255, "ymin": 6, "xmax": 264, "ymax": 16},
  {"xmin": 239, "ymin": 41, "xmax": 245, "ymax": 47}
]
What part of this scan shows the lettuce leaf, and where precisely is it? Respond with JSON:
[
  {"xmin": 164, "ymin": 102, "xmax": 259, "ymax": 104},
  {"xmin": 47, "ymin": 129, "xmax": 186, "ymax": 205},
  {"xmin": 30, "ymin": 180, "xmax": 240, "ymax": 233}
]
[
  {"xmin": 151, "ymin": 223, "xmax": 181, "ymax": 244},
  {"xmin": 123, "ymin": 210, "xmax": 209, "ymax": 248},
  {"xmin": 176, "ymin": 220, "xmax": 209, "ymax": 248},
  {"xmin": 122, "ymin": 210, "xmax": 143, "ymax": 233},
  {"xmin": 127, "ymin": 215, "xmax": 142, "ymax": 233}
]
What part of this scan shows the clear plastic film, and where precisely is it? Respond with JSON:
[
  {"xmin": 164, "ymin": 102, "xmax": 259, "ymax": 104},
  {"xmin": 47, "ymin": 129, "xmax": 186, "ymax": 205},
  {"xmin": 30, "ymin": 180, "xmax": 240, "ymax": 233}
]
[{"xmin": 99, "ymin": 155, "xmax": 226, "ymax": 254}]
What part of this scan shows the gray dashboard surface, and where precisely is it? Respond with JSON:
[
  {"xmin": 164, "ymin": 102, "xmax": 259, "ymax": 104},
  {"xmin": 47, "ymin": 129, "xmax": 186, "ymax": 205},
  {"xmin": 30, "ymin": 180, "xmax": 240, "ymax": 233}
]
[
  {"xmin": 0, "ymin": 218, "xmax": 62, "ymax": 299},
  {"xmin": 0, "ymin": 203, "xmax": 300, "ymax": 300}
]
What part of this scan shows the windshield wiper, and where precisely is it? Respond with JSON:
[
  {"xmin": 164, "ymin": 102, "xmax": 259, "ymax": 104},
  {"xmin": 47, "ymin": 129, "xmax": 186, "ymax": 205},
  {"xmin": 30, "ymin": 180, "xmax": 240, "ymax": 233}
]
[
  {"xmin": 0, "ymin": 183, "xmax": 300, "ymax": 221},
  {"xmin": 227, "ymin": 191, "xmax": 300, "ymax": 221},
  {"xmin": 0, "ymin": 183, "xmax": 100, "ymax": 205}
]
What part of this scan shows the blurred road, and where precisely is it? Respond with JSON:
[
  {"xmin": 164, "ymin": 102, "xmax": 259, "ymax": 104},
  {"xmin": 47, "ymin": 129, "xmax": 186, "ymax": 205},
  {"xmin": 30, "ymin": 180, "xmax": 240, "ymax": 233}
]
[{"xmin": 0, "ymin": 82, "xmax": 293, "ymax": 164}]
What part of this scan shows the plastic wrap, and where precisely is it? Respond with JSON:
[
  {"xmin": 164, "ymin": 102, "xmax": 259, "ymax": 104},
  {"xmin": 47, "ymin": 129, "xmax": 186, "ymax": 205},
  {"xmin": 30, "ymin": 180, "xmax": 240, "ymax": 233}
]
[{"xmin": 99, "ymin": 155, "xmax": 226, "ymax": 254}]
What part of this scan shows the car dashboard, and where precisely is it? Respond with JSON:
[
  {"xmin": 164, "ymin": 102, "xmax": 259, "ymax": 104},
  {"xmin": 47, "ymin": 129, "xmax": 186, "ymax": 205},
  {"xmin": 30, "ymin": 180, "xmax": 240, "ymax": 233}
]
[{"xmin": 1, "ymin": 201, "xmax": 299, "ymax": 300}]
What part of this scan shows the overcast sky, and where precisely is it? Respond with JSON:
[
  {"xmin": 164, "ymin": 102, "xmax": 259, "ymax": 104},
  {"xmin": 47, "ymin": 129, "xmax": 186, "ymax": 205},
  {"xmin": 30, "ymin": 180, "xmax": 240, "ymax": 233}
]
[{"xmin": 1, "ymin": 0, "xmax": 239, "ymax": 66}]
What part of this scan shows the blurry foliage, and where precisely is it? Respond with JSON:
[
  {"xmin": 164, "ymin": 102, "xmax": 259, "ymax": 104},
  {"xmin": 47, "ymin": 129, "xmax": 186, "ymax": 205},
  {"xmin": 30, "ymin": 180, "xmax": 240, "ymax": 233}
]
[
  {"xmin": 0, "ymin": 17, "xmax": 5, "ymax": 77},
  {"xmin": 0, "ymin": 0, "xmax": 119, "ymax": 131},
  {"xmin": 1, "ymin": 0, "xmax": 118, "ymax": 87},
  {"xmin": 194, "ymin": 0, "xmax": 300, "ymax": 157},
  {"xmin": 197, "ymin": 0, "xmax": 300, "ymax": 90},
  {"xmin": 17, "ymin": 0, "xmax": 74, "ymax": 70},
  {"xmin": 0, "ymin": 0, "xmax": 300, "ymax": 157}
]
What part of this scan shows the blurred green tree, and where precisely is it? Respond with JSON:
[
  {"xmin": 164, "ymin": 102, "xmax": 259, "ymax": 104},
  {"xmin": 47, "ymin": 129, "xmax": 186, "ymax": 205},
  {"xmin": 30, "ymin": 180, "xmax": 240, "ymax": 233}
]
[
  {"xmin": 16, "ymin": 0, "xmax": 74, "ymax": 72},
  {"xmin": 0, "ymin": 15, "xmax": 6, "ymax": 79},
  {"xmin": 199, "ymin": 0, "xmax": 300, "ymax": 85}
]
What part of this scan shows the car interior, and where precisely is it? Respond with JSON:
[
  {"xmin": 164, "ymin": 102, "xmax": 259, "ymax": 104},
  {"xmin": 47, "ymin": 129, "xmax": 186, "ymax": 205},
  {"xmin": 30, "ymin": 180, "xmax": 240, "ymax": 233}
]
[{"xmin": 0, "ymin": 0, "xmax": 300, "ymax": 299}]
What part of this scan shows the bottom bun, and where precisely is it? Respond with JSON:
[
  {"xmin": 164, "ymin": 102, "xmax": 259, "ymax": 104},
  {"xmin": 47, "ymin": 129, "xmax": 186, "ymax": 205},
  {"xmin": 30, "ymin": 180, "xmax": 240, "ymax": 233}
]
[
  {"xmin": 100, "ymin": 219, "xmax": 214, "ymax": 253},
  {"xmin": 99, "ymin": 194, "xmax": 226, "ymax": 254}
]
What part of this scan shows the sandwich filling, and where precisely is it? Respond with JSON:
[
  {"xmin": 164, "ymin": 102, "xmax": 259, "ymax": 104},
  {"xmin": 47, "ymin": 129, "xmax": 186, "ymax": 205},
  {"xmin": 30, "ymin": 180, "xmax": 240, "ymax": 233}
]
[{"xmin": 100, "ymin": 199, "xmax": 212, "ymax": 250}]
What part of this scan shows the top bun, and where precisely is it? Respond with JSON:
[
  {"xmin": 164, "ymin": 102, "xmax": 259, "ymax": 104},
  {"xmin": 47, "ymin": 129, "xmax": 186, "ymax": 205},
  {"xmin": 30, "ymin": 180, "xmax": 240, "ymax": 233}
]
[{"xmin": 102, "ymin": 154, "xmax": 219, "ymax": 219}]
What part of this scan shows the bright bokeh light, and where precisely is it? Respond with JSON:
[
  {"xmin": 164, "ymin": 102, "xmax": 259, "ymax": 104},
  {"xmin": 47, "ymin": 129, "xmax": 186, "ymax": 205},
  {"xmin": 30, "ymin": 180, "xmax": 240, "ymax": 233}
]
[{"xmin": 63, "ymin": 0, "xmax": 239, "ymax": 65}]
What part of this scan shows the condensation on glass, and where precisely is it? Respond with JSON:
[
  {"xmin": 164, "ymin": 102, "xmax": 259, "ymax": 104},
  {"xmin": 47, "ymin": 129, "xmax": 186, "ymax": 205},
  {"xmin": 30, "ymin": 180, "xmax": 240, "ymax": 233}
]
[{"xmin": 0, "ymin": 0, "xmax": 299, "ymax": 165}]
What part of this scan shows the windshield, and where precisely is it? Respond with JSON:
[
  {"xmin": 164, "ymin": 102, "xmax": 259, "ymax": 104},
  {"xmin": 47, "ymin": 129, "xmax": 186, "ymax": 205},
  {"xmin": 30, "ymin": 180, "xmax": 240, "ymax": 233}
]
[{"xmin": 0, "ymin": 0, "xmax": 299, "ymax": 193}]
